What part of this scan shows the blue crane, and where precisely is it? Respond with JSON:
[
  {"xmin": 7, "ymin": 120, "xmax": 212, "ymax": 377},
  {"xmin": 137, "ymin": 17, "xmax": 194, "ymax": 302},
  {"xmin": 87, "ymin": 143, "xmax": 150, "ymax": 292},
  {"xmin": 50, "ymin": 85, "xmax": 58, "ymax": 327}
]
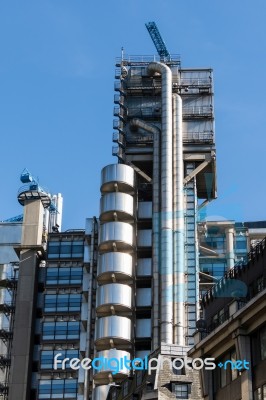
[{"xmin": 145, "ymin": 21, "xmax": 170, "ymax": 60}]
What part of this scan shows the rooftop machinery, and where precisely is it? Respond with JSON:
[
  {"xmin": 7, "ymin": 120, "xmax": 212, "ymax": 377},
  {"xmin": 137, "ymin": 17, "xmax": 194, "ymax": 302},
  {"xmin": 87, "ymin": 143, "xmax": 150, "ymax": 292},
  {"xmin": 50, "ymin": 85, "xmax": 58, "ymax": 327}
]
[{"xmin": 18, "ymin": 168, "xmax": 63, "ymax": 232}]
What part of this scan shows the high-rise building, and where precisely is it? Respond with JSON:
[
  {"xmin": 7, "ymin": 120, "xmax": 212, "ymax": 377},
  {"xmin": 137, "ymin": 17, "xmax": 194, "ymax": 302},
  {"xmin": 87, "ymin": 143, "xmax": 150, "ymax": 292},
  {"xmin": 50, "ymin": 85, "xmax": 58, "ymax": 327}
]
[
  {"xmin": 1, "ymin": 29, "xmax": 265, "ymax": 400},
  {"xmin": 92, "ymin": 49, "xmax": 216, "ymax": 398}
]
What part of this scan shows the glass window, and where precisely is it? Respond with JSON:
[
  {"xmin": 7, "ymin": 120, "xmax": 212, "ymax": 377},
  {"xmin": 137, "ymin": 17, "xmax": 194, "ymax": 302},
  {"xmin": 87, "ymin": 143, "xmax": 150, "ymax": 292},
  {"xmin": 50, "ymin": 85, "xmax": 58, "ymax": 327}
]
[
  {"xmin": 38, "ymin": 379, "xmax": 78, "ymax": 398},
  {"xmin": 44, "ymin": 294, "xmax": 82, "ymax": 313},
  {"xmin": 231, "ymin": 351, "xmax": 238, "ymax": 381},
  {"xmin": 47, "ymin": 242, "xmax": 60, "ymax": 255},
  {"xmin": 43, "ymin": 322, "xmax": 80, "ymax": 340},
  {"xmin": 260, "ymin": 326, "xmax": 266, "ymax": 360},
  {"xmin": 40, "ymin": 350, "xmax": 79, "ymax": 369},
  {"xmin": 200, "ymin": 261, "xmax": 226, "ymax": 279},
  {"xmin": 235, "ymin": 237, "xmax": 247, "ymax": 251},
  {"xmin": 172, "ymin": 383, "xmax": 188, "ymax": 399},
  {"xmin": 204, "ymin": 236, "xmax": 225, "ymax": 252},
  {"xmin": 257, "ymin": 277, "xmax": 264, "ymax": 293},
  {"xmin": 47, "ymin": 240, "xmax": 84, "ymax": 259},
  {"xmin": 46, "ymin": 267, "xmax": 83, "ymax": 286},
  {"xmin": 60, "ymin": 242, "xmax": 72, "ymax": 257}
]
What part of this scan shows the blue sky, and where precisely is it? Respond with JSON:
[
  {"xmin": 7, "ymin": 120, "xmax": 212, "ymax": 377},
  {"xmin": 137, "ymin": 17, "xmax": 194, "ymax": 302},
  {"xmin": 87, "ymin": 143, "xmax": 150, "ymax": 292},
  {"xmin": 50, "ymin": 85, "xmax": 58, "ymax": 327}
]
[{"xmin": 0, "ymin": 0, "xmax": 265, "ymax": 229}]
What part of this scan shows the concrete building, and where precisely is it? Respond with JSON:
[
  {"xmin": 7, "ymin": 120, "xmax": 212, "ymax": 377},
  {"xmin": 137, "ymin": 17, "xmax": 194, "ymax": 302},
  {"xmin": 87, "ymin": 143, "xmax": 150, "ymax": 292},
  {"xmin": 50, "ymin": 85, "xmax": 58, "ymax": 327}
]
[{"xmin": 189, "ymin": 237, "xmax": 266, "ymax": 400}]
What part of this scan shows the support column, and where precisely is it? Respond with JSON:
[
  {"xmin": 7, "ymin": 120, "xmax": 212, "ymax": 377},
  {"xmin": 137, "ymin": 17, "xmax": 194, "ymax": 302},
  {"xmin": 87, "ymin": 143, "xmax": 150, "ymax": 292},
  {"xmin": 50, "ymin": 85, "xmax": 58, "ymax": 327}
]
[
  {"xmin": 234, "ymin": 330, "xmax": 253, "ymax": 400},
  {"xmin": 8, "ymin": 199, "xmax": 44, "ymax": 400},
  {"xmin": 225, "ymin": 227, "xmax": 235, "ymax": 269}
]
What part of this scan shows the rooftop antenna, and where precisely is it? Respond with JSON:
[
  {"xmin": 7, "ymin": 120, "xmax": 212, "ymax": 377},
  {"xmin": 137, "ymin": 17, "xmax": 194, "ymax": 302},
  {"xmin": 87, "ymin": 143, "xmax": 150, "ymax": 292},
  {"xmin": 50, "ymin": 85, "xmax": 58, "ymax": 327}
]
[{"xmin": 145, "ymin": 21, "xmax": 170, "ymax": 61}]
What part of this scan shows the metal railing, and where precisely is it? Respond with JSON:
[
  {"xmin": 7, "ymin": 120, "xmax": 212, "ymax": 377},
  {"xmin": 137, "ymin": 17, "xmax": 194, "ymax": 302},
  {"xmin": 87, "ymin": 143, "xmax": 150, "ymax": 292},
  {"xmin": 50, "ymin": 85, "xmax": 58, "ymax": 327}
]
[
  {"xmin": 183, "ymin": 106, "xmax": 213, "ymax": 118},
  {"xmin": 208, "ymin": 309, "xmax": 230, "ymax": 332},
  {"xmin": 180, "ymin": 78, "xmax": 212, "ymax": 87},
  {"xmin": 116, "ymin": 54, "xmax": 181, "ymax": 65},
  {"xmin": 183, "ymin": 132, "xmax": 214, "ymax": 143},
  {"xmin": 202, "ymin": 237, "xmax": 266, "ymax": 305},
  {"xmin": 127, "ymin": 107, "xmax": 161, "ymax": 119}
]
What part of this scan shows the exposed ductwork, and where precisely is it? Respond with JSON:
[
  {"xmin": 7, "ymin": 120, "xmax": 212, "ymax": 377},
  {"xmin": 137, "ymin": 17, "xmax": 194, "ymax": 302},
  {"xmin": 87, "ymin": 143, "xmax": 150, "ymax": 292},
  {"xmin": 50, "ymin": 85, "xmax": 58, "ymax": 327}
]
[
  {"xmin": 172, "ymin": 94, "xmax": 185, "ymax": 345},
  {"xmin": 147, "ymin": 62, "xmax": 173, "ymax": 344}
]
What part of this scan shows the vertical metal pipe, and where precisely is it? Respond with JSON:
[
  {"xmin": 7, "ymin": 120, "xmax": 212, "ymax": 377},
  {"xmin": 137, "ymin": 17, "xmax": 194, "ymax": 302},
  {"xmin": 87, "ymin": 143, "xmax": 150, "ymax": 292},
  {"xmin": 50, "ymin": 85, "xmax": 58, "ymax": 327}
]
[
  {"xmin": 226, "ymin": 227, "xmax": 235, "ymax": 269},
  {"xmin": 172, "ymin": 94, "xmax": 185, "ymax": 345},
  {"xmin": 55, "ymin": 193, "xmax": 63, "ymax": 230},
  {"xmin": 147, "ymin": 62, "xmax": 173, "ymax": 344},
  {"xmin": 130, "ymin": 119, "xmax": 160, "ymax": 349}
]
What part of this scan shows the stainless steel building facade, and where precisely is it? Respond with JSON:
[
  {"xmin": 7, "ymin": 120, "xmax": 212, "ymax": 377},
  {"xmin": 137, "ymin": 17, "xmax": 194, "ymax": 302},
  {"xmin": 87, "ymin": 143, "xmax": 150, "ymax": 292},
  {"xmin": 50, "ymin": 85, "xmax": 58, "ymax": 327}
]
[{"xmin": 93, "ymin": 53, "xmax": 217, "ymax": 398}]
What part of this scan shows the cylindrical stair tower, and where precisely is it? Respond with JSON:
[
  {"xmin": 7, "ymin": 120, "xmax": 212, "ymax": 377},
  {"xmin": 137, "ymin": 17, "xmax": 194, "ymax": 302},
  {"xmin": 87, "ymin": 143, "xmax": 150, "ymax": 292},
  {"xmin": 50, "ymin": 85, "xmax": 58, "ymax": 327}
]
[{"xmin": 94, "ymin": 164, "xmax": 136, "ymax": 388}]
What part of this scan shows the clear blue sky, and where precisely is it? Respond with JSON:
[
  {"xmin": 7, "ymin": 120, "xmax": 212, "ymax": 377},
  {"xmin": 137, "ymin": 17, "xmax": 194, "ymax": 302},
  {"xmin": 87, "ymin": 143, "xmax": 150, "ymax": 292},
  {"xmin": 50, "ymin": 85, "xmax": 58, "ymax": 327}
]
[{"xmin": 0, "ymin": 0, "xmax": 265, "ymax": 229}]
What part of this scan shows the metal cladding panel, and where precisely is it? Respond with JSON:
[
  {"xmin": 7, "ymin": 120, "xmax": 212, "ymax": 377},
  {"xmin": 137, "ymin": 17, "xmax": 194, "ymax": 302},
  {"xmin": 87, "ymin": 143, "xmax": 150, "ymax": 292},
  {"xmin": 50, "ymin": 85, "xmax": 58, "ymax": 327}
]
[
  {"xmin": 136, "ymin": 288, "xmax": 152, "ymax": 306},
  {"xmin": 95, "ymin": 316, "xmax": 131, "ymax": 341},
  {"xmin": 0, "ymin": 245, "xmax": 19, "ymax": 264},
  {"xmin": 137, "ymin": 229, "xmax": 152, "ymax": 247},
  {"xmin": 101, "ymin": 164, "xmax": 135, "ymax": 193},
  {"xmin": 96, "ymin": 283, "xmax": 132, "ymax": 309},
  {"xmin": 99, "ymin": 222, "xmax": 134, "ymax": 249},
  {"xmin": 94, "ymin": 349, "xmax": 131, "ymax": 374},
  {"xmin": 137, "ymin": 258, "xmax": 152, "ymax": 276},
  {"xmin": 136, "ymin": 319, "xmax": 152, "ymax": 338},
  {"xmin": 138, "ymin": 202, "xmax": 152, "ymax": 219},
  {"xmin": 0, "ymin": 223, "xmax": 22, "ymax": 263},
  {"xmin": 0, "ymin": 223, "xmax": 22, "ymax": 244},
  {"xmin": 100, "ymin": 192, "xmax": 134, "ymax": 221},
  {"xmin": 85, "ymin": 218, "xmax": 93, "ymax": 234},
  {"xmin": 79, "ymin": 331, "xmax": 86, "ymax": 352},
  {"xmin": 84, "ymin": 243, "xmax": 91, "ymax": 263},
  {"xmin": 97, "ymin": 252, "xmax": 133, "ymax": 278}
]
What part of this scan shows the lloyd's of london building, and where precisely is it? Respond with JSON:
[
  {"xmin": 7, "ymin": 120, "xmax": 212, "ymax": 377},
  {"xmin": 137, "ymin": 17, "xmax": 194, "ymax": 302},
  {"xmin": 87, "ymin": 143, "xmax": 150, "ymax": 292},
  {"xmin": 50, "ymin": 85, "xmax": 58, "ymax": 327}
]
[
  {"xmin": 93, "ymin": 49, "xmax": 217, "ymax": 399},
  {"xmin": 1, "ymin": 29, "xmax": 265, "ymax": 400}
]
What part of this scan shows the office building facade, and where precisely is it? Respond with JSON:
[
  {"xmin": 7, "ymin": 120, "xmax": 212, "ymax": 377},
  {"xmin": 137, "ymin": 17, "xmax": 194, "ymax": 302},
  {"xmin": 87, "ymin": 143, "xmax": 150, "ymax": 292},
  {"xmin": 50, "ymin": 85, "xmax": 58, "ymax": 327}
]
[{"xmin": 190, "ymin": 237, "xmax": 266, "ymax": 400}]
